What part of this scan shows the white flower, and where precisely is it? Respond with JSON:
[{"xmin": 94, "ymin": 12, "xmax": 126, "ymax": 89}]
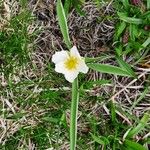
[{"xmin": 52, "ymin": 46, "xmax": 89, "ymax": 83}]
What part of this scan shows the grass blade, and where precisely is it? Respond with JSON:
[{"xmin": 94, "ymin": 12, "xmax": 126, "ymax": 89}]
[
  {"xmin": 130, "ymin": 87, "xmax": 149, "ymax": 111},
  {"xmin": 116, "ymin": 56, "xmax": 136, "ymax": 78},
  {"xmin": 118, "ymin": 12, "xmax": 143, "ymax": 24},
  {"xmin": 64, "ymin": 0, "xmax": 72, "ymax": 17},
  {"xmin": 147, "ymin": 0, "xmax": 150, "ymax": 9},
  {"xmin": 116, "ymin": 21, "xmax": 126, "ymax": 37},
  {"xmin": 139, "ymin": 37, "xmax": 150, "ymax": 52},
  {"xmin": 124, "ymin": 139, "xmax": 147, "ymax": 150},
  {"xmin": 88, "ymin": 63, "xmax": 133, "ymax": 77},
  {"xmin": 57, "ymin": 0, "xmax": 72, "ymax": 49},
  {"xmin": 91, "ymin": 134, "xmax": 109, "ymax": 145},
  {"xmin": 72, "ymin": 0, "xmax": 86, "ymax": 16},
  {"xmin": 127, "ymin": 112, "xmax": 150, "ymax": 138}
]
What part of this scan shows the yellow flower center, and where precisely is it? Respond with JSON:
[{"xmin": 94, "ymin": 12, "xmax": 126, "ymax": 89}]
[{"xmin": 65, "ymin": 56, "xmax": 79, "ymax": 70}]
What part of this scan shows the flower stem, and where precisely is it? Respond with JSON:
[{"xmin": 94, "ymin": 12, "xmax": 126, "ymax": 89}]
[{"xmin": 70, "ymin": 77, "xmax": 79, "ymax": 150}]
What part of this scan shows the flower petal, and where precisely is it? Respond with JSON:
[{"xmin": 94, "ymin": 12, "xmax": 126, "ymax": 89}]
[
  {"xmin": 64, "ymin": 70, "xmax": 79, "ymax": 83},
  {"xmin": 79, "ymin": 59, "xmax": 89, "ymax": 73},
  {"xmin": 52, "ymin": 51, "xmax": 69, "ymax": 64},
  {"xmin": 55, "ymin": 62, "xmax": 66, "ymax": 74},
  {"xmin": 70, "ymin": 46, "xmax": 81, "ymax": 58}
]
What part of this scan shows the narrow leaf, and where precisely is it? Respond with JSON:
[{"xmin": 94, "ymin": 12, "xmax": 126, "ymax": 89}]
[
  {"xmin": 118, "ymin": 12, "xmax": 143, "ymax": 24},
  {"xmin": 88, "ymin": 63, "xmax": 132, "ymax": 77},
  {"xmin": 147, "ymin": 0, "xmax": 150, "ymax": 9},
  {"xmin": 127, "ymin": 112, "xmax": 150, "ymax": 138},
  {"xmin": 72, "ymin": 0, "xmax": 86, "ymax": 16},
  {"xmin": 91, "ymin": 134, "xmax": 109, "ymax": 145},
  {"xmin": 57, "ymin": 0, "xmax": 72, "ymax": 49},
  {"xmin": 117, "ymin": 21, "xmax": 126, "ymax": 37},
  {"xmin": 116, "ymin": 56, "xmax": 136, "ymax": 78},
  {"xmin": 130, "ymin": 87, "xmax": 149, "ymax": 111},
  {"xmin": 129, "ymin": 24, "xmax": 138, "ymax": 41},
  {"xmin": 124, "ymin": 139, "xmax": 147, "ymax": 150},
  {"xmin": 139, "ymin": 37, "xmax": 150, "ymax": 52},
  {"xmin": 122, "ymin": 0, "xmax": 129, "ymax": 9},
  {"xmin": 64, "ymin": 0, "xmax": 72, "ymax": 17}
]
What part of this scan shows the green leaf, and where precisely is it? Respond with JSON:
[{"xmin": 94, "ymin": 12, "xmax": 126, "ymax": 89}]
[
  {"xmin": 88, "ymin": 63, "xmax": 133, "ymax": 77},
  {"xmin": 122, "ymin": 0, "xmax": 129, "ymax": 9},
  {"xmin": 129, "ymin": 24, "xmax": 138, "ymax": 41},
  {"xmin": 57, "ymin": 0, "xmax": 72, "ymax": 49},
  {"xmin": 139, "ymin": 37, "xmax": 150, "ymax": 52},
  {"xmin": 117, "ymin": 21, "xmax": 126, "ymax": 37},
  {"xmin": 111, "ymin": 101, "xmax": 116, "ymax": 123},
  {"xmin": 116, "ymin": 56, "xmax": 136, "ymax": 78},
  {"xmin": 72, "ymin": 0, "xmax": 86, "ymax": 16},
  {"xmin": 82, "ymin": 79, "xmax": 111, "ymax": 89},
  {"xmin": 64, "ymin": 0, "xmax": 72, "ymax": 17},
  {"xmin": 127, "ymin": 112, "xmax": 150, "ymax": 138},
  {"xmin": 118, "ymin": 12, "xmax": 143, "ymax": 24},
  {"xmin": 91, "ymin": 134, "xmax": 110, "ymax": 145},
  {"xmin": 130, "ymin": 87, "xmax": 149, "ymax": 111},
  {"xmin": 115, "ymin": 44, "xmax": 123, "ymax": 56},
  {"xmin": 85, "ymin": 55, "xmax": 114, "ymax": 63},
  {"xmin": 42, "ymin": 117, "xmax": 59, "ymax": 123},
  {"xmin": 147, "ymin": 0, "xmax": 150, "ymax": 9},
  {"xmin": 124, "ymin": 139, "xmax": 147, "ymax": 150}
]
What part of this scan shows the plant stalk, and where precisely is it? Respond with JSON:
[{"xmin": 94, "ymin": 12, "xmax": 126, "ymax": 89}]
[{"xmin": 70, "ymin": 77, "xmax": 79, "ymax": 150}]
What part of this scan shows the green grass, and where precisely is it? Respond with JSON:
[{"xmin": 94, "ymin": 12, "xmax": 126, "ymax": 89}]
[{"xmin": 0, "ymin": 0, "xmax": 150, "ymax": 150}]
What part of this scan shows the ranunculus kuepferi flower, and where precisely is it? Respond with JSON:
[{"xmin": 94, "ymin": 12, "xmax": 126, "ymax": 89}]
[{"xmin": 52, "ymin": 46, "xmax": 89, "ymax": 82}]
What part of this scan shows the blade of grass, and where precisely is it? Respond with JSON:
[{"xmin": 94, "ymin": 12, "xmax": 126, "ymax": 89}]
[
  {"xmin": 64, "ymin": 0, "xmax": 72, "ymax": 17},
  {"xmin": 127, "ymin": 112, "xmax": 150, "ymax": 138},
  {"xmin": 139, "ymin": 37, "xmax": 150, "ymax": 52},
  {"xmin": 72, "ymin": 0, "xmax": 86, "ymax": 16},
  {"xmin": 57, "ymin": 0, "xmax": 72, "ymax": 49},
  {"xmin": 91, "ymin": 134, "xmax": 110, "ymax": 145},
  {"xmin": 130, "ymin": 87, "xmax": 149, "ymax": 111},
  {"xmin": 118, "ymin": 12, "xmax": 143, "ymax": 24},
  {"xmin": 116, "ymin": 21, "xmax": 126, "ymax": 37},
  {"xmin": 116, "ymin": 56, "xmax": 136, "ymax": 78},
  {"xmin": 124, "ymin": 139, "xmax": 147, "ymax": 150},
  {"xmin": 147, "ymin": 0, "xmax": 150, "ymax": 9}
]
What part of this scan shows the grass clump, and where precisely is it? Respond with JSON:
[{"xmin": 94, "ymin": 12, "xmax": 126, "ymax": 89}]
[{"xmin": 0, "ymin": 0, "xmax": 33, "ymax": 76}]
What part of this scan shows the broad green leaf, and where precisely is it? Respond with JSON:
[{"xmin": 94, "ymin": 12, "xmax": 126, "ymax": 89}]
[
  {"xmin": 117, "ymin": 21, "xmax": 126, "ymax": 37},
  {"xmin": 124, "ymin": 139, "xmax": 147, "ymax": 150},
  {"xmin": 127, "ymin": 112, "xmax": 150, "ymax": 138},
  {"xmin": 116, "ymin": 56, "xmax": 136, "ymax": 78},
  {"xmin": 88, "ymin": 63, "xmax": 133, "ymax": 77},
  {"xmin": 118, "ymin": 12, "xmax": 143, "ymax": 24},
  {"xmin": 57, "ymin": 0, "xmax": 72, "ymax": 49},
  {"xmin": 91, "ymin": 134, "xmax": 110, "ymax": 145}
]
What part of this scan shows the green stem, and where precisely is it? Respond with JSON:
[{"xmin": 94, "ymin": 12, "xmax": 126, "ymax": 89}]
[{"xmin": 70, "ymin": 77, "xmax": 79, "ymax": 150}]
